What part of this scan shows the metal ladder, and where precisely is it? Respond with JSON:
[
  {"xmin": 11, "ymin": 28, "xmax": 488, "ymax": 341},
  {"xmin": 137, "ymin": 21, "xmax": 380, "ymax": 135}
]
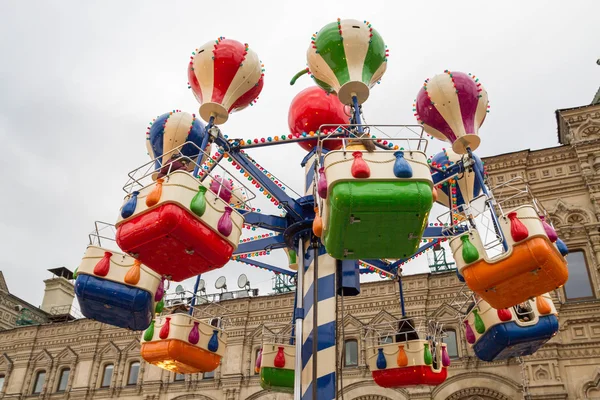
[{"xmin": 518, "ymin": 357, "xmax": 531, "ymax": 400}]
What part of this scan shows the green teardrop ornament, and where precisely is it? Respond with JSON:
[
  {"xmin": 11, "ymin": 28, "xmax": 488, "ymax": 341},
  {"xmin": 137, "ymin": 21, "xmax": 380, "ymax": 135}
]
[
  {"xmin": 473, "ymin": 309, "xmax": 486, "ymax": 334},
  {"xmin": 423, "ymin": 343, "xmax": 433, "ymax": 365},
  {"xmin": 190, "ymin": 186, "xmax": 208, "ymax": 217},
  {"xmin": 73, "ymin": 267, "xmax": 78, "ymax": 279},
  {"xmin": 143, "ymin": 320, "xmax": 155, "ymax": 341},
  {"xmin": 155, "ymin": 299, "xmax": 164, "ymax": 314},
  {"xmin": 288, "ymin": 249, "xmax": 297, "ymax": 264},
  {"xmin": 461, "ymin": 235, "xmax": 480, "ymax": 264}
]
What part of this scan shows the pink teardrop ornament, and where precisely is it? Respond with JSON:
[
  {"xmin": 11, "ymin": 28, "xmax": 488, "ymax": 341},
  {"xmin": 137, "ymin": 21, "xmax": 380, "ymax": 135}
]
[
  {"xmin": 155, "ymin": 278, "xmax": 165, "ymax": 302},
  {"xmin": 351, "ymin": 151, "xmax": 370, "ymax": 178},
  {"xmin": 159, "ymin": 317, "xmax": 171, "ymax": 339},
  {"xmin": 317, "ymin": 167, "xmax": 328, "ymax": 199},
  {"xmin": 508, "ymin": 211, "xmax": 529, "ymax": 242},
  {"xmin": 93, "ymin": 252, "xmax": 112, "ymax": 277},
  {"xmin": 188, "ymin": 321, "xmax": 200, "ymax": 344},
  {"xmin": 464, "ymin": 320, "xmax": 476, "ymax": 344},
  {"xmin": 217, "ymin": 206, "xmax": 233, "ymax": 236},
  {"xmin": 441, "ymin": 346, "xmax": 451, "ymax": 367},
  {"xmin": 255, "ymin": 348, "xmax": 263, "ymax": 373},
  {"xmin": 540, "ymin": 216, "xmax": 558, "ymax": 242},
  {"xmin": 274, "ymin": 346, "xmax": 286, "ymax": 368}
]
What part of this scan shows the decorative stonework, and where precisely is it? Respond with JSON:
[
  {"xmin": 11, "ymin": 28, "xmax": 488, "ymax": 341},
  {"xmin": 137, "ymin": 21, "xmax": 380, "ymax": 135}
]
[{"xmin": 445, "ymin": 388, "xmax": 510, "ymax": 400}]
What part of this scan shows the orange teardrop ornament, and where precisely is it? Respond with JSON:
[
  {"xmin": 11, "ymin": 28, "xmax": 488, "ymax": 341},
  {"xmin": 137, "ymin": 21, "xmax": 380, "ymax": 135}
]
[
  {"xmin": 124, "ymin": 259, "xmax": 141, "ymax": 285},
  {"xmin": 146, "ymin": 178, "xmax": 164, "ymax": 207},
  {"xmin": 536, "ymin": 296, "xmax": 552, "ymax": 315},
  {"xmin": 313, "ymin": 207, "xmax": 323, "ymax": 237},
  {"xmin": 397, "ymin": 345, "xmax": 408, "ymax": 367}
]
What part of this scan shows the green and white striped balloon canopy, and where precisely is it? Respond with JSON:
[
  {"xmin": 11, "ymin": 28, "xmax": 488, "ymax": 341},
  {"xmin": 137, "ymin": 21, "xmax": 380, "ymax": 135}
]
[{"xmin": 307, "ymin": 19, "xmax": 388, "ymax": 105}]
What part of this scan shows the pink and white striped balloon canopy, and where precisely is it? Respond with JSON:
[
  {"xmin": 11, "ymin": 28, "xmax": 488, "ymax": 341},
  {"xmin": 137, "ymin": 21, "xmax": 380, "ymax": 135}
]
[
  {"xmin": 188, "ymin": 38, "xmax": 265, "ymax": 125},
  {"xmin": 415, "ymin": 71, "xmax": 489, "ymax": 154}
]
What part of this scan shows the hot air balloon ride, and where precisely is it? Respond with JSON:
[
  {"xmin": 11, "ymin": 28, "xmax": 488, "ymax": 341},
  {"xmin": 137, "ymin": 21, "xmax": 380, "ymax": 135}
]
[
  {"xmin": 416, "ymin": 71, "xmax": 489, "ymax": 154},
  {"xmin": 431, "ymin": 148, "xmax": 484, "ymax": 209},
  {"xmin": 450, "ymin": 205, "xmax": 568, "ymax": 309},
  {"xmin": 292, "ymin": 19, "xmax": 388, "ymax": 106},
  {"xmin": 74, "ymin": 223, "xmax": 163, "ymax": 331},
  {"xmin": 141, "ymin": 313, "xmax": 227, "ymax": 373},
  {"xmin": 463, "ymin": 293, "xmax": 558, "ymax": 361},
  {"xmin": 116, "ymin": 110, "xmax": 246, "ymax": 282},
  {"xmin": 367, "ymin": 318, "xmax": 449, "ymax": 388},
  {"xmin": 288, "ymin": 86, "xmax": 348, "ymax": 152},
  {"xmin": 146, "ymin": 110, "xmax": 209, "ymax": 176},
  {"xmin": 188, "ymin": 37, "xmax": 264, "ymax": 125}
]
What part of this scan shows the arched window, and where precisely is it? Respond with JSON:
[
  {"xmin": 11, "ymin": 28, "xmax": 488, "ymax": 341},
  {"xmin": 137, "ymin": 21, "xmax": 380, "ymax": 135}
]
[
  {"xmin": 100, "ymin": 364, "xmax": 113, "ymax": 388},
  {"xmin": 0, "ymin": 374, "xmax": 5, "ymax": 392},
  {"xmin": 344, "ymin": 339, "xmax": 358, "ymax": 367},
  {"xmin": 565, "ymin": 250, "xmax": 594, "ymax": 300},
  {"xmin": 56, "ymin": 368, "xmax": 70, "ymax": 392},
  {"xmin": 32, "ymin": 370, "xmax": 45, "ymax": 394},
  {"xmin": 127, "ymin": 362, "xmax": 140, "ymax": 386},
  {"xmin": 443, "ymin": 330, "xmax": 459, "ymax": 359}
]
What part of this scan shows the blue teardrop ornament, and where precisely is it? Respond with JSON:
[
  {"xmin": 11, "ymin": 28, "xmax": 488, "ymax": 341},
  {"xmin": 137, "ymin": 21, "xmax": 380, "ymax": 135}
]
[
  {"xmin": 556, "ymin": 238, "xmax": 568, "ymax": 256},
  {"xmin": 121, "ymin": 191, "xmax": 139, "ymax": 219},
  {"xmin": 393, "ymin": 151, "xmax": 413, "ymax": 178},
  {"xmin": 207, "ymin": 329, "xmax": 219, "ymax": 352},
  {"xmin": 376, "ymin": 348, "xmax": 387, "ymax": 369}
]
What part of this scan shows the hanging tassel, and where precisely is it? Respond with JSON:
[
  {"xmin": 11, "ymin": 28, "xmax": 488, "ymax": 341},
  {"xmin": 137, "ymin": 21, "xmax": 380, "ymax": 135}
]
[
  {"xmin": 460, "ymin": 235, "xmax": 479, "ymax": 264},
  {"xmin": 159, "ymin": 317, "xmax": 171, "ymax": 339},
  {"xmin": 121, "ymin": 191, "xmax": 139, "ymax": 219},
  {"xmin": 376, "ymin": 348, "xmax": 387, "ymax": 369},
  {"xmin": 473, "ymin": 309, "xmax": 486, "ymax": 334},
  {"xmin": 351, "ymin": 151, "xmax": 370, "ymax": 178},
  {"xmin": 432, "ymin": 186, "xmax": 438, "ymax": 203},
  {"xmin": 317, "ymin": 167, "xmax": 328, "ymax": 199},
  {"xmin": 255, "ymin": 348, "xmax": 262, "ymax": 373},
  {"xmin": 188, "ymin": 321, "xmax": 200, "ymax": 344},
  {"xmin": 93, "ymin": 252, "xmax": 112, "ymax": 277},
  {"xmin": 155, "ymin": 278, "xmax": 165, "ymax": 302},
  {"xmin": 507, "ymin": 211, "xmax": 529, "ymax": 242},
  {"xmin": 274, "ymin": 346, "xmax": 286, "ymax": 368},
  {"xmin": 155, "ymin": 299, "xmax": 164, "ymax": 314},
  {"xmin": 207, "ymin": 329, "xmax": 220, "ymax": 352},
  {"xmin": 497, "ymin": 308, "xmax": 512, "ymax": 322},
  {"xmin": 313, "ymin": 206, "xmax": 323, "ymax": 237},
  {"xmin": 536, "ymin": 296, "xmax": 552, "ymax": 315},
  {"xmin": 556, "ymin": 238, "xmax": 568, "ymax": 256},
  {"xmin": 393, "ymin": 151, "xmax": 413, "ymax": 178},
  {"xmin": 146, "ymin": 178, "xmax": 164, "ymax": 207},
  {"xmin": 540, "ymin": 216, "xmax": 558, "ymax": 242},
  {"xmin": 217, "ymin": 206, "xmax": 233, "ymax": 236},
  {"xmin": 464, "ymin": 320, "xmax": 476, "ymax": 344},
  {"xmin": 190, "ymin": 186, "xmax": 208, "ymax": 217},
  {"xmin": 124, "ymin": 259, "xmax": 141, "ymax": 285},
  {"xmin": 423, "ymin": 343, "xmax": 432, "ymax": 365},
  {"xmin": 397, "ymin": 345, "xmax": 408, "ymax": 367},
  {"xmin": 143, "ymin": 320, "xmax": 155, "ymax": 341}
]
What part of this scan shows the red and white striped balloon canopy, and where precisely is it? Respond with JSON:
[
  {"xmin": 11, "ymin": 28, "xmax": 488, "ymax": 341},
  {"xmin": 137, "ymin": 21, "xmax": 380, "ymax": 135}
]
[
  {"xmin": 188, "ymin": 38, "xmax": 265, "ymax": 125},
  {"xmin": 415, "ymin": 71, "xmax": 489, "ymax": 154}
]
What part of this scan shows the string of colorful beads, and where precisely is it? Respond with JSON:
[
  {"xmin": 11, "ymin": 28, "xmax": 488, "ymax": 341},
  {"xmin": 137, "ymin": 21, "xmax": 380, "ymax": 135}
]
[
  {"xmin": 239, "ymin": 232, "xmax": 277, "ymax": 244},
  {"xmin": 234, "ymin": 257, "xmax": 283, "ymax": 274},
  {"xmin": 232, "ymin": 251, "xmax": 271, "ymax": 259}
]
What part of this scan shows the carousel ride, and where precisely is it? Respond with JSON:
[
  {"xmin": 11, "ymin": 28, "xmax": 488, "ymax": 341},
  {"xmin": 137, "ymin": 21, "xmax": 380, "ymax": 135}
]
[{"xmin": 71, "ymin": 18, "xmax": 569, "ymax": 399}]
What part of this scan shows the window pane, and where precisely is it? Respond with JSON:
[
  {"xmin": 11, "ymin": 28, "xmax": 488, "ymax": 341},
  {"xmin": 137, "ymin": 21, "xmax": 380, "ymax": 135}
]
[
  {"xmin": 57, "ymin": 369, "xmax": 70, "ymax": 392},
  {"xmin": 175, "ymin": 373, "xmax": 185, "ymax": 381},
  {"xmin": 203, "ymin": 370, "xmax": 214, "ymax": 379},
  {"xmin": 443, "ymin": 330, "xmax": 459, "ymax": 358},
  {"xmin": 33, "ymin": 371, "xmax": 45, "ymax": 394},
  {"xmin": 565, "ymin": 251, "xmax": 594, "ymax": 299},
  {"xmin": 0, "ymin": 375, "xmax": 4, "ymax": 392},
  {"xmin": 379, "ymin": 336, "xmax": 393, "ymax": 345},
  {"xmin": 101, "ymin": 365, "xmax": 113, "ymax": 387},
  {"xmin": 344, "ymin": 340, "xmax": 358, "ymax": 367},
  {"xmin": 127, "ymin": 362, "xmax": 140, "ymax": 385}
]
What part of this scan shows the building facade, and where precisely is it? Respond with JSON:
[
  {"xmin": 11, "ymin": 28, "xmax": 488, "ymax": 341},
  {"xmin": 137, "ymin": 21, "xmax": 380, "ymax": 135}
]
[{"xmin": 1, "ymin": 100, "xmax": 600, "ymax": 400}]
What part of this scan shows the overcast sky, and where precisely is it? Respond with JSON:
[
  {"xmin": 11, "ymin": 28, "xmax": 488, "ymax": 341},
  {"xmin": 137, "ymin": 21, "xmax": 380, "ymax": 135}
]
[{"xmin": 0, "ymin": 1, "xmax": 598, "ymax": 309}]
